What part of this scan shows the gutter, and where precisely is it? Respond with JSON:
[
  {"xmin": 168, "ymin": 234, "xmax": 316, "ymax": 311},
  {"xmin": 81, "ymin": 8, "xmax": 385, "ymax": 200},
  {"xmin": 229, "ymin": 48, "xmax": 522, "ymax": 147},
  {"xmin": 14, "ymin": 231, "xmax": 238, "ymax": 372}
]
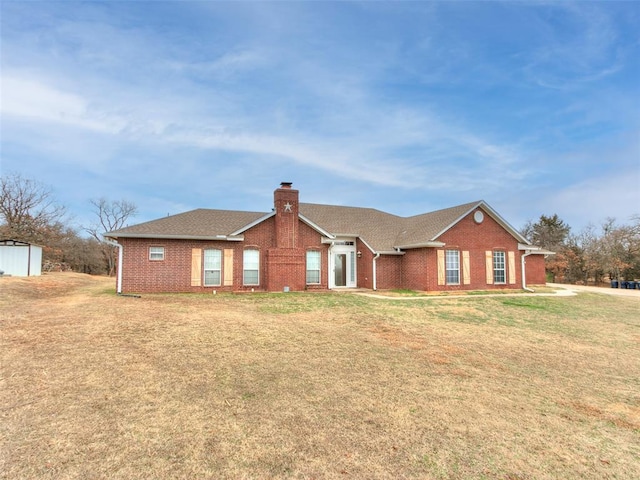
[
  {"xmin": 521, "ymin": 250, "xmax": 535, "ymax": 293},
  {"xmin": 103, "ymin": 233, "xmax": 244, "ymax": 241},
  {"xmin": 393, "ymin": 241, "xmax": 446, "ymax": 250},
  {"xmin": 372, "ymin": 253, "xmax": 380, "ymax": 291},
  {"xmin": 103, "ymin": 238, "xmax": 123, "ymax": 294}
]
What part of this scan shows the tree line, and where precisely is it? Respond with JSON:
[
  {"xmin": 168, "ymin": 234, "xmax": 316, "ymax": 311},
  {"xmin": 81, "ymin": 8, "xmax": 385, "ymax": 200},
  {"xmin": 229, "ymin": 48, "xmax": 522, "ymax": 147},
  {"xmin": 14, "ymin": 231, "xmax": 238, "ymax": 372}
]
[
  {"xmin": 2, "ymin": 172, "xmax": 639, "ymax": 282},
  {"xmin": 0, "ymin": 173, "xmax": 137, "ymax": 275},
  {"xmin": 521, "ymin": 214, "xmax": 640, "ymax": 284}
]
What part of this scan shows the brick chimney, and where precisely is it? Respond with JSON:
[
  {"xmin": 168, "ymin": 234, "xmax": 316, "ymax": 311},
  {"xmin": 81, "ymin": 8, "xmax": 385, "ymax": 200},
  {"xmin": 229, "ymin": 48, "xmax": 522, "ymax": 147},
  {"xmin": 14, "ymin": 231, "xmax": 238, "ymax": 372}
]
[
  {"xmin": 267, "ymin": 182, "xmax": 305, "ymax": 292},
  {"xmin": 274, "ymin": 182, "xmax": 299, "ymax": 248}
]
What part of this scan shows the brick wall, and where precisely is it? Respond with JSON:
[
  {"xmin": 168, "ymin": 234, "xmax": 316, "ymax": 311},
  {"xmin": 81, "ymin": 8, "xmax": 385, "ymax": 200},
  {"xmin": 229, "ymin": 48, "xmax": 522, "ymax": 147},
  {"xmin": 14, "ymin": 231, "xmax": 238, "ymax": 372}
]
[
  {"xmin": 524, "ymin": 254, "xmax": 547, "ymax": 285},
  {"xmin": 374, "ymin": 207, "xmax": 534, "ymax": 292},
  {"xmin": 119, "ymin": 210, "xmax": 330, "ymax": 294},
  {"xmin": 375, "ymin": 255, "xmax": 403, "ymax": 290},
  {"xmin": 356, "ymin": 240, "xmax": 373, "ymax": 289},
  {"xmin": 119, "ymin": 203, "xmax": 542, "ymax": 294}
]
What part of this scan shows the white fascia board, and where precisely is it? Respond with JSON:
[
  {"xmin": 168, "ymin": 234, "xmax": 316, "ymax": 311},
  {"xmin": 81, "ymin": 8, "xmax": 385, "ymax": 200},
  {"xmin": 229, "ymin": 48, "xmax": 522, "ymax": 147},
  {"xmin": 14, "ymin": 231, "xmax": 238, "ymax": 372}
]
[
  {"xmin": 332, "ymin": 233, "xmax": 360, "ymax": 238},
  {"xmin": 358, "ymin": 237, "xmax": 376, "ymax": 254},
  {"xmin": 229, "ymin": 211, "xmax": 276, "ymax": 236},
  {"xmin": 518, "ymin": 243, "xmax": 555, "ymax": 255},
  {"xmin": 480, "ymin": 202, "xmax": 531, "ymax": 245},
  {"xmin": 321, "ymin": 234, "xmax": 378, "ymax": 255},
  {"xmin": 104, "ymin": 233, "xmax": 245, "ymax": 241},
  {"xmin": 430, "ymin": 202, "xmax": 483, "ymax": 241},
  {"xmin": 394, "ymin": 241, "xmax": 446, "ymax": 250},
  {"xmin": 299, "ymin": 214, "xmax": 335, "ymax": 239}
]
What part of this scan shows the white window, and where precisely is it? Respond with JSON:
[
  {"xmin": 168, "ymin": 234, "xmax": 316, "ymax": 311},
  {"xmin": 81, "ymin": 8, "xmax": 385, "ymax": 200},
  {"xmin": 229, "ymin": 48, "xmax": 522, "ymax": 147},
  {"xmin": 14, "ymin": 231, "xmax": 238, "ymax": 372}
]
[
  {"xmin": 306, "ymin": 251, "xmax": 321, "ymax": 284},
  {"xmin": 243, "ymin": 249, "xmax": 260, "ymax": 285},
  {"xmin": 149, "ymin": 246, "xmax": 165, "ymax": 261},
  {"xmin": 493, "ymin": 251, "xmax": 506, "ymax": 284},
  {"xmin": 445, "ymin": 250, "xmax": 460, "ymax": 285},
  {"xmin": 204, "ymin": 249, "xmax": 222, "ymax": 286}
]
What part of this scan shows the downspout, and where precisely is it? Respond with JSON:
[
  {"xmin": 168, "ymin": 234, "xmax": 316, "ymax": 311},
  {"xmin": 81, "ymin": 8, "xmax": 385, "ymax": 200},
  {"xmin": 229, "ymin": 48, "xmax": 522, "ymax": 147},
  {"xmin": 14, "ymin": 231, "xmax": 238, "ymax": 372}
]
[
  {"xmin": 372, "ymin": 253, "xmax": 380, "ymax": 291},
  {"xmin": 521, "ymin": 250, "xmax": 534, "ymax": 293},
  {"xmin": 104, "ymin": 238, "xmax": 123, "ymax": 294}
]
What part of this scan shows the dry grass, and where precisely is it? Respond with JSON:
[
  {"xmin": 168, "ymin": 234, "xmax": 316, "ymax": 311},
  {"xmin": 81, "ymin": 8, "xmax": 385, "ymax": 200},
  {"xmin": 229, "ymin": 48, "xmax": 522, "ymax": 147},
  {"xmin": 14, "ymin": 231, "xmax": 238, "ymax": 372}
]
[{"xmin": 1, "ymin": 273, "xmax": 638, "ymax": 479}]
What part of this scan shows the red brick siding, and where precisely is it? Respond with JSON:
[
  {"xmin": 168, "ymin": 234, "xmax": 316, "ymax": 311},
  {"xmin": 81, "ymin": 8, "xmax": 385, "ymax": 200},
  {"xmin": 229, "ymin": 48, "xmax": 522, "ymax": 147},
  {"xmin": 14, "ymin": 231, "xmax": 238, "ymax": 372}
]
[
  {"xmin": 356, "ymin": 240, "xmax": 374, "ymax": 289},
  {"xmin": 120, "ymin": 204, "xmax": 539, "ymax": 293},
  {"xmin": 119, "ymin": 214, "xmax": 331, "ymax": 294},
  {"xmin": 375, "ymin": 255, "xmax": 403, "ymax": 290},
  {"xmin": 429, "ymin": 208, "xmax": 523, "ymax": 291},
  {"xmin": 524, "ymin": 255, "xmax": 547, "ymax": 285},
  {"xmin": 403, "ymin": 249, "xmax": 429, "ymax": 291},
  {"xmin": 373, "ymin": 208, "xmax": 532, "ymax": 292}
]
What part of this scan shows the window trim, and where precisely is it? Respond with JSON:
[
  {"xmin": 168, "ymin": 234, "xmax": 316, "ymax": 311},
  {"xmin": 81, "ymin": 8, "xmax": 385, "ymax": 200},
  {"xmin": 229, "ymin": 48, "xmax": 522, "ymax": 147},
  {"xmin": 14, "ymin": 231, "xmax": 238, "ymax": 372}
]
[
  {"xmin": 149, "ymin": 246, "xmax": 165, "ymax": 261},
  {"xmin": 445, "ymin": 249, "xmax": 460, "ymax": 285},
  {"xmin": 306, "ymin": 250, "xmax": 321, "ymax": 285},
  {"xmin": 203, "ymin": 249, "xmax": 222, "ymax": 287},
  {"xmin": 493, "ymin": 250, "xmax": 506, "ymax": 284},
  {"xmin": 243, "ymin": 249, "xmax": 260, "ymax": 286}
]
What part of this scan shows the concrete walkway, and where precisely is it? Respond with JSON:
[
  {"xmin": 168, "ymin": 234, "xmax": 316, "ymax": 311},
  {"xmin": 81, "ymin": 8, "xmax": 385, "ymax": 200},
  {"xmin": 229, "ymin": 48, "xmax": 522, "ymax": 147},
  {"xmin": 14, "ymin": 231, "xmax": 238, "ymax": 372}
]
[
  {"xmin": 350, "ymin": 283, "xmax": 640, "ymax": 301},
  {"xmin": 351, "ymin": 287, "xmax": 576, "ymax": 301},
  {"xmin": 547, "ymin": 283, "xmax": 640, "ymax": 299}
]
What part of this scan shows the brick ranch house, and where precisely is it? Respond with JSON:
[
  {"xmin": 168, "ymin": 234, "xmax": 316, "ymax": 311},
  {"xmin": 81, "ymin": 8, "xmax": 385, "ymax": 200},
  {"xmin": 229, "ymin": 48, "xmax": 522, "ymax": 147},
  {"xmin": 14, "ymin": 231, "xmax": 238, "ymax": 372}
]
[{"xmin": 105, "ymin": 183, "xmax": 551, "ymax": 294}]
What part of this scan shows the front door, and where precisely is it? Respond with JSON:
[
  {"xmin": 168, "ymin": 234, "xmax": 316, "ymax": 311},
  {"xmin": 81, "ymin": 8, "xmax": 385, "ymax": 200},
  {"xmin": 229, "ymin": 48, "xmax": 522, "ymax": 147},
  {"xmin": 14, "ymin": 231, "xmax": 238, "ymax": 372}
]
[
  {"xmin": 334, "ymin": 253, "xmax": 347, "ymax": 287},
  {"xmin": 329, "ymin": 242, "xmax": 357, "ymax": 288}
]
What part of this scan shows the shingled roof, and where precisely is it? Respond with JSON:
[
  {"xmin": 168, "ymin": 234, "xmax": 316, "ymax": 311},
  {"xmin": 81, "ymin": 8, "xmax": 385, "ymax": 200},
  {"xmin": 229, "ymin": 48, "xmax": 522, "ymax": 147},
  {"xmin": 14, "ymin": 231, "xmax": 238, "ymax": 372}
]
[
  {"xmin": 105, "ymin": 209, "xmax": 269, "ymax": 240},
  {"xmin": 106, "ymin": 200, "xmax": 529, "ymax": 253}
]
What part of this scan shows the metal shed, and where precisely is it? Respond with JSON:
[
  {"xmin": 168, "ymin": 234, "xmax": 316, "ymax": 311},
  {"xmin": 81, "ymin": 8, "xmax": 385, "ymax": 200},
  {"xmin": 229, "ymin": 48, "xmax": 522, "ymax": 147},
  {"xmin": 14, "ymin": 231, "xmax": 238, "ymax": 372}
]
[{"xmin": 0, "ymin": 239, "xmax": 43, "ymax": 276}]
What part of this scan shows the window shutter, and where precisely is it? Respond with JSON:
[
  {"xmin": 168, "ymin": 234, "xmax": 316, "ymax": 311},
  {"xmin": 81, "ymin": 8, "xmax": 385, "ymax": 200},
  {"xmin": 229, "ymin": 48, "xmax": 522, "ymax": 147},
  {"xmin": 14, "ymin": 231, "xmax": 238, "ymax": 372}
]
[
  {"xmin": 437, "ymin": 250, "xmax": 445, "ymax": 286},
  {"xmin": 485, "ymin": 251, "xmax": 493, "ymax": 284},
  {"xmin": 462, "ymin": 251, "xmax": 471, "ymax": 285},
  {"xmin": 224, "ymin": 249, "xmax": 234, "ymax": 286},
  {"xmin": 508, "ymin": 251, "xmax": 516, "ymax": 285},
  {"xmin": 191, "ymin": 248, "xmax": 202, "ymax": 287}
]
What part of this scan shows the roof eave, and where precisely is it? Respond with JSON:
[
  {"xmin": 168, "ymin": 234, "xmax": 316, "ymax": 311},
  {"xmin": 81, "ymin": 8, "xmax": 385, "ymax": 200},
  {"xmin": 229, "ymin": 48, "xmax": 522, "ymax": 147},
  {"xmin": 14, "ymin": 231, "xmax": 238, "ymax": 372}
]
[
  {"xmin": 299, "ymin": 213, "xmax": 335, "ymax": 239},
  {"xmin": 229, "ymin": 211, "xmax": 276, "ymax": 236},
  {"xmin": 104, "ymin": 233, "xmax": 245, "ymax": 241},
  {"xmin": 518, "ymin": 243, "xmax": 555, "ymax": 255},
  {"xmin": 394, "ymin": 241, "xmax": 446, "ymax": 250}
]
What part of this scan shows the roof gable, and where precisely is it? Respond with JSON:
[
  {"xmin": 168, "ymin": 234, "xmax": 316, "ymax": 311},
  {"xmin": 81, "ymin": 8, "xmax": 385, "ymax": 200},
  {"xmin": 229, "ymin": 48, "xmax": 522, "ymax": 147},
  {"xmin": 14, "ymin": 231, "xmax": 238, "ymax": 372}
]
[{"xmin": 396, "ymin": 201, "xmax": 529, "ymax": 248}]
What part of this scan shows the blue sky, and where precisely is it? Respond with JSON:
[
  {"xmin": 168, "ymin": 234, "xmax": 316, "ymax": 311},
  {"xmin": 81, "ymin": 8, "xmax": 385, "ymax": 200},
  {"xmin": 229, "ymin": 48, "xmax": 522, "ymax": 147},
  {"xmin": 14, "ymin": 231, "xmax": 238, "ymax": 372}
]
[{"xmin": 1, "ymin": 1, "xmax": 639, "ymax": 235}]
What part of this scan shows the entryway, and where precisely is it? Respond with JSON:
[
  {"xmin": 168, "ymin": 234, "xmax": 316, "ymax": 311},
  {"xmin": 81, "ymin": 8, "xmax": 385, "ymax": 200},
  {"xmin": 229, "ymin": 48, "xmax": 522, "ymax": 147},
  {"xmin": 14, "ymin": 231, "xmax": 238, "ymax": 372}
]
[{"xmin": 329, "ymin": 242, "xmax": 357, "ymax": 288}]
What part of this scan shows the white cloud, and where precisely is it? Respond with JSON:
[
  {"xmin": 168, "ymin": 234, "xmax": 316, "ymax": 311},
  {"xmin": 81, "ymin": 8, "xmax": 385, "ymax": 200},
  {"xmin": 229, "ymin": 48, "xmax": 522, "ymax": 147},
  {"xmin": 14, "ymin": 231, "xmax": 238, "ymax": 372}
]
[
  {"xmin": 2, "ymin": 75, "xmax": 86, "ymax": 122},
  {"xmin": 1, "ymin": 73, "xmax": 129, "ymax": 134}
]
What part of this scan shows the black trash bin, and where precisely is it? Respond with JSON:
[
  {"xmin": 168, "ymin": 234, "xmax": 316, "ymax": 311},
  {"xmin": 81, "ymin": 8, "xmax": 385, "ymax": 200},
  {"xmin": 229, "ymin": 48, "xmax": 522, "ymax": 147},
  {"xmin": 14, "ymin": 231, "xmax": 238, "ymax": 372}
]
[
  {"xmin": 628, "ymin": 281, "xmax": 636, "ymax": 290},
  {"xmin": 621, "ymin": 281, "xmax": 628, "ymax": 289},
  {"xmin": 611, "ymin": 280, "xmax": 619, "ymax": 288}
]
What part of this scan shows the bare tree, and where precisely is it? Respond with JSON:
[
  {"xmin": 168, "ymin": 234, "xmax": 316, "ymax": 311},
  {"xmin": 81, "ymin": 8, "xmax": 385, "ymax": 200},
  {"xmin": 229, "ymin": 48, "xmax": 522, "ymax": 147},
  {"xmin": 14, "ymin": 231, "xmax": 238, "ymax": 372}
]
[
  {"xmin": 85, "ymin": 198, "xmax": 138, "ymax": 276},
  {"xmin": 0, "ymin": 173, "xmax": 66, "ymax": 244}
]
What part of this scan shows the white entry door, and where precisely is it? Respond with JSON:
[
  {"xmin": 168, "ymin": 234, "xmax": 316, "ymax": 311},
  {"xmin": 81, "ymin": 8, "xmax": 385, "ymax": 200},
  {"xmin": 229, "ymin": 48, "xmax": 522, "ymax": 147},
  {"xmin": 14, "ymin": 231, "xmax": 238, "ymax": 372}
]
[{"xmin": 330, "ymin": 243, "xmax": 356, "ymax": 288}]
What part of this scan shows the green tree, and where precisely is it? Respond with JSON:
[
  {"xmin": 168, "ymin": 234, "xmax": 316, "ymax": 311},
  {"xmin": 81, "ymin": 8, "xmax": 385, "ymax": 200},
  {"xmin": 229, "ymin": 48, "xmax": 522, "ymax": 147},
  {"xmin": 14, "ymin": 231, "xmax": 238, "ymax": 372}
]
[{"xmin": 521, "ymin": 214, "xmax": 571, "ymax": 282}]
